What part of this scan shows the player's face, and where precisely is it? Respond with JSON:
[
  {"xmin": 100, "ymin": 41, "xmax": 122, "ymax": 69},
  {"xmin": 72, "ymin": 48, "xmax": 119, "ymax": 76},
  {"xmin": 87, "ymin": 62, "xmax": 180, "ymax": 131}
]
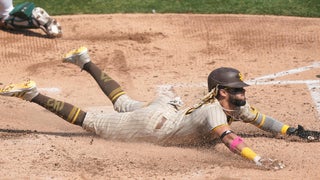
[{"xmin": 225, "ymin": 87, "xmax": 246, "ymax": 107}]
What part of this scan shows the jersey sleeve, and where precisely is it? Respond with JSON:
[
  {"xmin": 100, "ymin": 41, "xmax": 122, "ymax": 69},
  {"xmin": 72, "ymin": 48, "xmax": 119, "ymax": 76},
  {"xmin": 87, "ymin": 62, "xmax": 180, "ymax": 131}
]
[{"xmin": 234, "ymin": 102, "xmax": 259, "ymax": 122}]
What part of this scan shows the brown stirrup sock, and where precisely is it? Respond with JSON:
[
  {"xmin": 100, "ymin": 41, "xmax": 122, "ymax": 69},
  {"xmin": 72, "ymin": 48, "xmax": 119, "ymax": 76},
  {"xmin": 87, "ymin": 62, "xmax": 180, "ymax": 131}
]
[
  {"xmin": 31, "ymin": 94, "xmax": 86, "ymax": 126},
  {"xmin": 83, "ymin": 62, "xmax": 125, "ymax": 104}
]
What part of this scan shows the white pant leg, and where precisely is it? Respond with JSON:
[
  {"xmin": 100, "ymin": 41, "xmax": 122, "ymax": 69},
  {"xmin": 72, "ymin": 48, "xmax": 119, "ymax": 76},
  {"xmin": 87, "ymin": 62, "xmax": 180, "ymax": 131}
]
[
  {"xmin": 82, "ymin": 107, "xmax": 166, "ymax": 143},
  {"xmin": 82, "ymin": 94, "xmax": 181, "ymax": 143},
  {"xmin": 0, "ymin": 0, "xmax": 13, "ymax": 20},
  {"xmin": 113, "ymin": 94, "xmax": 145, "ymax": 112}
]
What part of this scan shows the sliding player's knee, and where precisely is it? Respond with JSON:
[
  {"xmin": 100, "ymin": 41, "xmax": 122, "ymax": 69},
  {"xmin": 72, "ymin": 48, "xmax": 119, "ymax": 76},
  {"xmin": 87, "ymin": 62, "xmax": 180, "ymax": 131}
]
[{"xmin": 113, "ymin": 94, "xmax": 144, "ymax": 112}]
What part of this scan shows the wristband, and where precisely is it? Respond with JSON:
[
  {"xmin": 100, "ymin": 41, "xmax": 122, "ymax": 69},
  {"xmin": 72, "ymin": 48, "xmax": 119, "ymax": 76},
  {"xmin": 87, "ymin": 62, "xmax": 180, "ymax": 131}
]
[
  {"xmin": 230, "ymin": 136, "xmax": 243, "ymax": 152},
  {"xmin": 253, "ymin": 155, "xmax": 262, "ymax": 166},
  {"xmin": 281, "ymin": 125, "xmax": 290, "ymax": 135},
  {"xmin": 220, "ymin": 130, "xmax": 233, "ymax": 140},
  {"xmin": 240, "ymin": 147, "xmax": 258, "ymax": 161}
]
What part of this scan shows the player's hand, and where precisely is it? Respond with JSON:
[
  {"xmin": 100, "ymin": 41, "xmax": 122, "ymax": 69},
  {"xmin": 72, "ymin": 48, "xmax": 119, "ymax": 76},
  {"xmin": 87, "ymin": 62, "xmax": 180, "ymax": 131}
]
[{"xmin": 255, "ymin": 157, "xmax": 285, "ymax": 170}]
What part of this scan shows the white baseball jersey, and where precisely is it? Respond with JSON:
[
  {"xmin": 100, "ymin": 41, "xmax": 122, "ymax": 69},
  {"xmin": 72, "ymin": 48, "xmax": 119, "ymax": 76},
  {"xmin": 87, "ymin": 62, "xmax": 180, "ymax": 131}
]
[
  {"xmin": 82, "ymin": 92, "xmax": 229, "ymax": 146},
  {"xmin": 0, "ymin": 0, "xmax": 13, "ymax": 19}
]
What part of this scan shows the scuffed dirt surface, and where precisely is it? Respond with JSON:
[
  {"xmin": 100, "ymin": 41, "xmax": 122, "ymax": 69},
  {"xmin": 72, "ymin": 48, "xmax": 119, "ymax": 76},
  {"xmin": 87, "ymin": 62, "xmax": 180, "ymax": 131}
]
[{"xmin": 0, "ymin": 14, "xmax": 320, "ymax": 179}]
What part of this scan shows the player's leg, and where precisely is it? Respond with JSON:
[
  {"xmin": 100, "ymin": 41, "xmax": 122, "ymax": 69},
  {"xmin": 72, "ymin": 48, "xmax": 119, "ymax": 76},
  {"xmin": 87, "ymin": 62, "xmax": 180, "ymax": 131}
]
[
  {"xmin": 63, "ymin": 47, "xmax": 144, "ymax": 112},
  {"xmin": 2, "ymin": 2, "xmax": 62, "ymax": 37},
  {"xmin": 0, "ymin": 0, "xmax": 14, "ymax": 25},
  {"xmin": 63, "ymin": 47, "xmax": 125, "ymax": 104},
  {"xmin": 0, "ymin": 80, "xmax": 85, "ymax": 126}
]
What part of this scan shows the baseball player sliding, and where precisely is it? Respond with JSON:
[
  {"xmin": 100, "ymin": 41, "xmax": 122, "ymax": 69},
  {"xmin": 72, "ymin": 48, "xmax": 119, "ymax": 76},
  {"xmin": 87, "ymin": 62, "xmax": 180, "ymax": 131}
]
[
  {"xmin": 0, "ymin": 0, "xmax": 62, "ymax": 37},
  {"xmin": 1, "ymin": 47, "xmax": 319, "ymax": 170}
]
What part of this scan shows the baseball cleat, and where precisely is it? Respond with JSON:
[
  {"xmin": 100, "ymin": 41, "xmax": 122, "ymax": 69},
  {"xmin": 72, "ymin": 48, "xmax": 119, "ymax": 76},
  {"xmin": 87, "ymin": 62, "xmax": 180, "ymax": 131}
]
[
  {"xmin": 0, "ymin": 80, "xmax": 39, "ymax": 101},
  {"xmin": 63, "ymin": 46, "xmax": 91, "ymax": 69},
  {"xmin": 40, "ymin": 19, "xmax": 62, "ymax": 38},
  {"xmin": 33, "ymin": 7, "xmax": 62, "ymax": 38}
]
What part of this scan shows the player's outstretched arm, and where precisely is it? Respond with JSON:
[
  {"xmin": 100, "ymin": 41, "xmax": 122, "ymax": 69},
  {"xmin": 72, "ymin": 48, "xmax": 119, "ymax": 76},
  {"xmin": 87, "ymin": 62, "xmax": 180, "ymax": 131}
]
[
  {"xmin": 237, "ymin": 104, "xmax": 320, "ymax": 141},
  {"xmin": 237, "ymin": 103, "xmax": 297, "ymax": 136},
  {"xmin": 212, "ymin": 125, "xmax": 285, "ymax": 170}
]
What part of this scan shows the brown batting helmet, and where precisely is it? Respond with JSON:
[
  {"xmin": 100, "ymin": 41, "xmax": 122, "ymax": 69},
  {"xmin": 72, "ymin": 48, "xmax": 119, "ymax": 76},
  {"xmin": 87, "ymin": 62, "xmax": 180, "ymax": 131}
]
[{"xmin": 207, "ymin": 67, "xmax": 249, "ymax": 92}]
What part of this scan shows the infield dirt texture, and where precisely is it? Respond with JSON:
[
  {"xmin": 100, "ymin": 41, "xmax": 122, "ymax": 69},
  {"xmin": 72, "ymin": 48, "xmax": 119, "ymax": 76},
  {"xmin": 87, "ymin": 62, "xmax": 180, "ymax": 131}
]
[{"xmin": 0, "ymin": 14, "xmax": 320, "ymax": 179}]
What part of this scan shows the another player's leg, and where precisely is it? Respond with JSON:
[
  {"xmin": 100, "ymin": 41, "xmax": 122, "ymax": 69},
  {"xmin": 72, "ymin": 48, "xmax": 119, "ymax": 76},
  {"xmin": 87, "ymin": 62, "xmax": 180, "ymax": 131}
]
[
  {"xmin": 0, "ymin": 80, "xmax": 85, "ymax": 126},
  {"xmin": 63, "ymin": 47, "xmax": 145, "ymax": 112},
  {"xmin": 2, "ymin": 2, "xmax": 62, "ymax": 37},
  {"xmin": 31, "ymin": 7, "xmax": 62, "ymax": 37},
  {"xmin": 0, "ymin": 0, "xmax": 13, "ymax": 27}
]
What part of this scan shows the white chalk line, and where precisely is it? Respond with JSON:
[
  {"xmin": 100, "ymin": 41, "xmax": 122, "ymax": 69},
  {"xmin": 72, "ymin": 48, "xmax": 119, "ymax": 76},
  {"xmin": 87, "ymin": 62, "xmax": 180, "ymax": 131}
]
[
  {"xmin": 247, "ymin": 80, "xmax": 320, "ymax": 85},
  {"xmin": 160, "ymin": 80, "xmax": 320, "ymax": 87},
  {"xmin": 246, "ymin": 62, "xmax": 320, "ymax": 118},
  {"xmin": 250, "ymin": 62, "xmax": 320, "ymax": 82},
  {"xmin": 307, "ymin": 83, "xmax": 320, "ymax": 114}
]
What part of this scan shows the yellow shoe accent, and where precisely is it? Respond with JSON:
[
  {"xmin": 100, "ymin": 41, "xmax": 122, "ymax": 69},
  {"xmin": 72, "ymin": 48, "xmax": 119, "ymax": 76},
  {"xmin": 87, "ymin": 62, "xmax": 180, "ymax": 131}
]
[
  {"xmin": 75, "ymin": 46, "xmax": 87, "ymax": 54},
  {"xmin": 63, "ymin": 47, "xmax": 90, "ymax": 69},
  {"xmin": 64, "ymin": 46, "xmax": 87, "ymax": 59},
  {"xmin": 0, "ymin": 80, "xmax": 39, "ymax": 101}
]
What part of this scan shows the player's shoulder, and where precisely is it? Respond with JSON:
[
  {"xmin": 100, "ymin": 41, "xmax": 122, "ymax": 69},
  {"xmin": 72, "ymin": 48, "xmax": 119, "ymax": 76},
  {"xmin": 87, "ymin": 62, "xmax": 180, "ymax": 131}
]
[
  {"xmin": 201, "ymin": 101, "xmax": 224, "ymax": 112},
  {"xmin": 182, "ymin": 100, "xmax": 225, "ymax": 117}
]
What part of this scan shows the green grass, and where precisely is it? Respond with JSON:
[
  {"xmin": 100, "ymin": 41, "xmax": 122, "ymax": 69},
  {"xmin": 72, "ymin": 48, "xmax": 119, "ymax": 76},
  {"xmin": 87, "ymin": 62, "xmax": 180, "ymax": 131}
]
[{"xmin": 14, "ymin": 0, "xmax": 320, "ymax": 17}]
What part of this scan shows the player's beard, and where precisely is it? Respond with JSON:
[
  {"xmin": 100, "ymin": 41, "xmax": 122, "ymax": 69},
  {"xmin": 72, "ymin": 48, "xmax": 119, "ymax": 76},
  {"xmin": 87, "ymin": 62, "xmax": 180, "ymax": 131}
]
[{"xmin": 229, "ymin": 94, "xmax": 246, "ymax": 107}]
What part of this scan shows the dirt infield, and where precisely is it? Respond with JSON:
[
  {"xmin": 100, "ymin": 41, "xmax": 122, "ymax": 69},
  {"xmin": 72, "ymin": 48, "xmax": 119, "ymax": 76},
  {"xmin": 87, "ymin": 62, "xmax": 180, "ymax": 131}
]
[{"xmin": 0, "ymin": 14, "xmax": 320, "ymax": 179}]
